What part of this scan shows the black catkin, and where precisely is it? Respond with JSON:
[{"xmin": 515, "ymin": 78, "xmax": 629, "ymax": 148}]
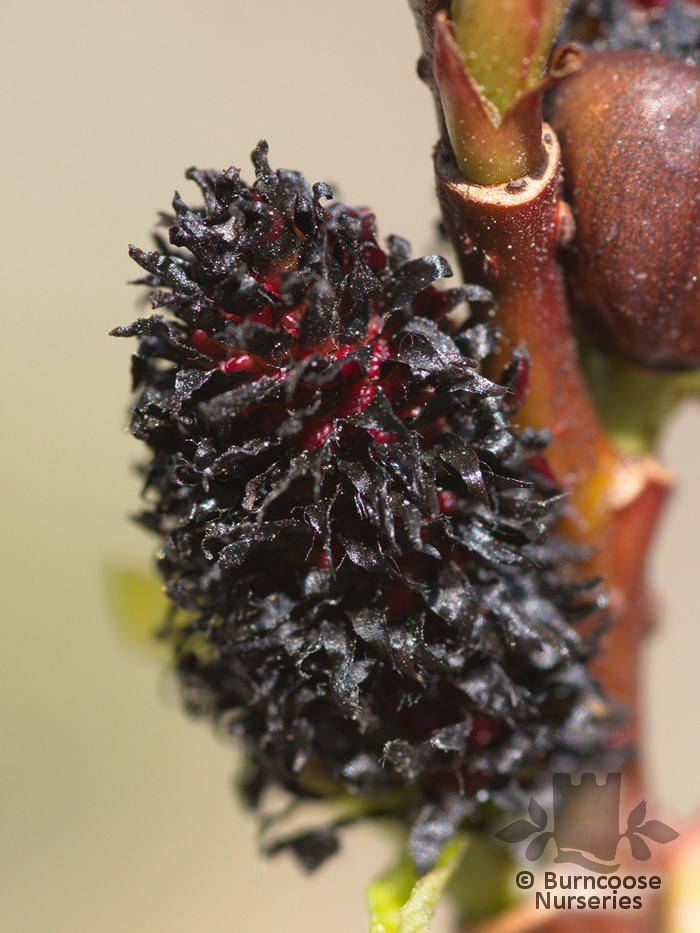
[
  {"xmin": 114, "ymin": 142, "xmax": 613, "ymax": 872},
  {"xmin": 559, "ymin": 0, "xmax": 700, "ymax": 64}
]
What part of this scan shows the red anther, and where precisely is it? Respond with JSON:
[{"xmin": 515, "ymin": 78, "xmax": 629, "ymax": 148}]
[
  {"xmin": 247, "ymin": 307, "xmax": 273, "ymax": 327},
  {"xmin": 280, "ymin": 308, "xmax": 302, "ymax": 333},
  {"xmin": 384, "ymin": 585, "xmax": 417, "ymax": 619},
  {"xmin": 467, "ymin": 712, "xmax": 495, "ymax": 750},
  {"xmin": 257, "ymin": 212, "xmax": 283, "ymax": 245},
  {"xmin": 336, "ymin": 382, "xmax": 376, "ymax": 418},
  {"xmin": 377, "ymin": 377, "xmax": 404, "ymax": 406},
  {"xmin": 192, "ymin": 329, "xmax": 227, "ymax": 360},
  {"xmin": 410, "ymin": 287, "xmax": 457, "ymax": 324},
  {"xmin": 331, "ymin": 345, "xmax": 354, "ymax": 361},
  {"xmin": 355, "ymin": 209, "xmax": 387, "ymax": 270},
  {"xmin": 315, "ymin": 550, "xmax": 330, "ymax": 569},
  {"xmin": 354, "ymin": 208, "xmax": 376, "ymax": 238},
  {"xmin": 295, "ymin": 419, "xmax": 333, "ymax": 450},
  {"xmin": 420, "ymin": 416, "xmax": 449, "ymax": 443},
  {"xmin": 338, "ymin": 357, "xmax": 366, "ymax": 383},
  {"xmin": 368, "ymin": 340, "xmax": 392, "ymax": 379},
  {"xmin": 527, "ymin": 452, "xmax": 557, "ymax": 486},
  {"xmin": 399, "ymin": 401, "xmax": 424, "ymax": 420},
  {"xmin": 258, "ymin": 408, "xmax": 286, "ymax": 435},
  {"xmin": 437, "ymin": 490, "xmax": 458, "ymax": 513},
  {"xmin": 367, "ymin": 316, "xmax": 383, "ymax": 339},
  {"xmin": 219, "ymin": 352, "xmax": 258, "ymax": 374},
  {"xmin": 360, "ymin": 242, "xmax": 387, "ymax": 271},
  {"xmin": 368, "ymin": 429, "xmax": 402, "ymax": 445}
]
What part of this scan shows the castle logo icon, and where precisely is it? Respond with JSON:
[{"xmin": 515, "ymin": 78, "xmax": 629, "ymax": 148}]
[{"xmin": 495, "ymin": 773, "xmax": 678, "ymax": 873}]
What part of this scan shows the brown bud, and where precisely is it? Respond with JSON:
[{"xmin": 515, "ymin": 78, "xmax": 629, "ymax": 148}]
[{"xmin": 550, "ymin": 48, "xmax": 700, "ymax": 369}]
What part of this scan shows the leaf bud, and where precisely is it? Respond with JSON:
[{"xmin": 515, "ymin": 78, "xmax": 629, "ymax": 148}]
[{"xmin": 550, "ymin": 48, "xmax": 700, "ymax": 369}]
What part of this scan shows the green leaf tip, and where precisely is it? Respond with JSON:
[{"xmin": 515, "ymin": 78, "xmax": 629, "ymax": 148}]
[
  {"xmin": 451, "ymin": 0, "xmax": 569, "ymax": 115},
  {"xmin": 367, "ymin": 836, "xmax": 468, "ymax": 933},
  {"xmin": 103, "ymin": 564, "xmax": 170, "ymax": 659},
  {"xmin": 434, "ymin": 1, "xmax": 577, "ymax": 184}
]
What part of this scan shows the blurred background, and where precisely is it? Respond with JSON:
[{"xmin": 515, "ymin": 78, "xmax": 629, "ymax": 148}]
[{"xmin": 3, "ymin": 1, "xmax": 699, "ymax": 930}]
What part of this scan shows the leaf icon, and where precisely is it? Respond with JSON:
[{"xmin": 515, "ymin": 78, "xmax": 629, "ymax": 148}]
[
  {"xmin": 525, "ymin": 832, "xmax": 553, "ymax": 862},
  {"xmin": 626, "ymin": 799, "xmax": 647, "ymax": 832},
  {"xmin": 637, "ymin": 819, "xmax": 679, "ymax": 844},
  {"xmin": 528, "ymin": 797, "xmax": 548, "ymax": 831},
  {"xmin": 628, "ymin": 833, "xmax": 652, "ymax": 861},
  {"xmin": 495, "ymin": 820, "xmax": 537, "ymax": 844}
]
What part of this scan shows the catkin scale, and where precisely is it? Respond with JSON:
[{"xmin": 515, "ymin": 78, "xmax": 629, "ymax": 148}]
[{"xmin": 550, "ymin": 49, "xmax": 700, "ymax": 369}]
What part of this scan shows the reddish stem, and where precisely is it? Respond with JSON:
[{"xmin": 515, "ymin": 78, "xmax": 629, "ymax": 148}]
[{"xmin": 435, "ymin": 130, "xmax": 616, "ymax": 535}]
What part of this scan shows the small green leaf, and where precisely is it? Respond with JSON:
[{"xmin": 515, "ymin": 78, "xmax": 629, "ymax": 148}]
[
  {"xmin": 451, "ymin": 0, "xmax": 569, "ymax": 115},
  {"xmin": 368, "ymin": 837, "xmax": 468, "ymax": 933},
  {"xmin": 103, "ymin": 564, "xmax": 169, "ymax": 658},
  {"xmin": 448, "ymin": 832, "xmax": 518, "ymax": 923},
  {"xmin": 368, "ymin": 851, "xmax": 420, "ymax": 933}
]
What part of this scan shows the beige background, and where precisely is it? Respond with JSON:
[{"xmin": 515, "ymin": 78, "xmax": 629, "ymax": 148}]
[{"xmin": 3, "ymin": 2, "xmax": 699, "ymax": 931}]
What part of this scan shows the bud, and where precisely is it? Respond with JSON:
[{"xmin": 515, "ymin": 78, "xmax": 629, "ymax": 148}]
[{"xmin": 550, "ymin": 49, "xmax": 700, "ymax": 369}]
